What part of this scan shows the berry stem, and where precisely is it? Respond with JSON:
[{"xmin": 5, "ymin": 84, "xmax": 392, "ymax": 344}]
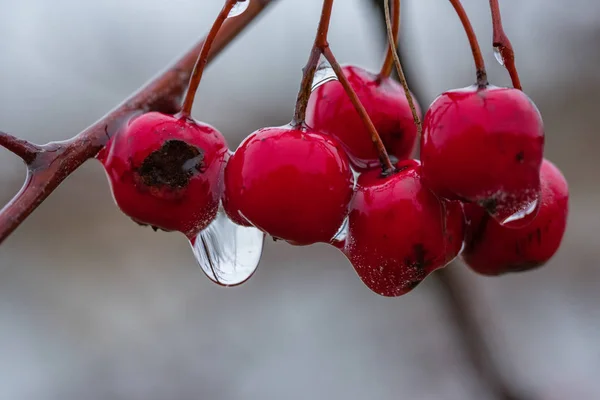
[
  {"xmin": 322, "ymin": 46, "xmax": 395, "ymax": 175},
  {"xmin": 379, "ymin": 0, "xmax": 400, "ymax": 79},
  {"xmin": 180, "ymin": 0, "xmax": 239, "ymax": 117},
  {"xmin": 0, "ymin": 131, "xmax": 41, "ymax": 165},
  {"xmin": 292, "ymin": 0, "xmax": 335, "ymax": 125},
  {"xmin": 489, "ymin": 0, "xmax": 522, "ymax": 90},
  {"xmin": 383, "ymin": 0, "xmax": 421, "ymax": 137},
  {"xmin": 448, "ymin": 0, "xmax": 488, "ymax": 88}
]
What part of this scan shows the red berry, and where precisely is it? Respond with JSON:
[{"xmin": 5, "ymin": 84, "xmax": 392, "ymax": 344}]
[
  {"xmin": 223, "ymin": 125, "xmax": 353, "ymax": 245},
  {"xmin": 306, "ymin": 65, "xmax": 420, "ymax": 171},
  {"xmin": 461, "ymin": 159, "xmax": 568, "ymax": 275},
  {"xmin": 343, "ymin": 160, "xmax": 465, "ymax": 297},
  {"xmin": 100, "ymin": 111, "xmax": 228, "ymax": 238},
  {"xmin": 421, "ymin": 85, "xmax": 544, "ymax": 224}
]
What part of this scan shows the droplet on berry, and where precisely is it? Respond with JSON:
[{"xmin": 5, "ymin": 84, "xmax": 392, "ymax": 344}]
[
  {"xmin": 343, "ymin": 160, "xmax": 465, "ymax": 297},
  {"xmin": 228, "ymin": 0, "xmax": 249, "ymax": 18},
  {"xmin": 311, "ymin": 56, "xmax": 338, "ymax": 91},
  {"xmin": 100, "ymin": 111, "xmax": 228, "ymax": 238},
  {"xmin": 223, "ymin": 124, "xmax": 354, "ymax": 245},
  {"xmin": 190, "ymin": 207, "xmax": 264, "ymax": 286},
  {"xmin": 461, "ymin": 159, "xmax": 568, "ymax": 275},
  {"xmin": 306, "ymin": 65, "xmax": 421, "ymax": 171},
  {"xmin": 421, "ymin": 85, "xmax": 544, "ymax": 225}
]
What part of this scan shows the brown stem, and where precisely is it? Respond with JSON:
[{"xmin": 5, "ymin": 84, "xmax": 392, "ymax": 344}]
[
  {"xmin": 383, "ymin": 0, "xmax": 421, "ymax": 137},
  {"xmin": 379, "ymin": 0, "xmax": 400, "ymax": 78},
  {"xmin": 448, "ymin": 0, "xmax": 488, "ymax": 88},
  {"xmin": 322, "ymin": 46, "xmax": 395, "ymax": 175},
  {"xmin": 489, "ymin": 0, "xmax": 522, "ymax": 90},
  {"xmin": 0, "ymin": 132, "xmax": 42, "ymax": 165},
  {"xmin": 180, "ymin": 0, "xmax": 240, "ymax": 117},
  {"xmin": 0, "ymin": 0, "xmax": 274, "ymax": 245},
  {"xmin": 292, "ymin": 0, "xmax": 335, "ymax": 125}
]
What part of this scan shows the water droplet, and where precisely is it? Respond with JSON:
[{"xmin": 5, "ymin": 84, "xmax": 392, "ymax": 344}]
[
  {"xmin": 311, "ymin": 56, "xmax": 338, "ymax": 91},
  {"xmin": 190, "ymin": 208, "xmax": 264, "ymax": 286},
  {"xmin": 228, "ymin": 1, "xmax": 249, "ymax": 18},
  {"xmin": 493, "ymin": 46, "xmax": 505, "ymax": 66},
  {"xmin": 331, "ymin": 216, "xmax": 349, "ymax": 249},
  {"xmin": 499, "ymin": 198, "xmax": 539, "ymax": 228}
]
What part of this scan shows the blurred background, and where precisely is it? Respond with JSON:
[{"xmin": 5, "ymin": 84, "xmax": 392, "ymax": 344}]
[{"xmin": 1, "ymin": 0, "xmax": 599, "ymax": 399}]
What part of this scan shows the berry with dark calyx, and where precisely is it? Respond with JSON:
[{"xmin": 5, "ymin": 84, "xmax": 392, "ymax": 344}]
[
  {"xmin": 343, "ymin": 160, "xmax": 465, "ymax": 297},
  {"xmin": 100, "ymin": 111, "xmax": 228, "ymax": 238},
  {"xmin": 306, "ymin": 65, "xmax": 421, "ymax": 171},
  {"xmin": 421, "ymin": 85, "xmax": 544, "ymax": 224},
  {"xmin": 223, "ymin": 124, "xmax": 353, "ymax": 245},
  {"xmin": 461, "ymin": 159, "xmax": 568, "ymax": 275}
]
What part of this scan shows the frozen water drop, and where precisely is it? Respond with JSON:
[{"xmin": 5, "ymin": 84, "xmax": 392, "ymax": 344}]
[
  {"xmin": 228, "ymin": 1, "xmax": 249, "ymax": 18},
  {"xmin": 311, "ymin": 56, "xmax": 338, "ymax": 91},
  {"xmin": 331, "ymin": 216, "xmax": 349, "ymax": 249},
  {"xmin": 499, "ymin": 198, "xmax": 539, "ymax": 228},
  {"xmin": 493, "ymin": 47, "xmax": 505, "ymax": 66},
  {"xmin": 190, "ymin": 208, "xmax": 264, "ymax": 286}
]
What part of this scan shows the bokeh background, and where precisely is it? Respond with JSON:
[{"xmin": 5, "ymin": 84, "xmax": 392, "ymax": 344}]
[{"xmin": 1, "ymin": 1, "xmax": 599, "ymax": 399}]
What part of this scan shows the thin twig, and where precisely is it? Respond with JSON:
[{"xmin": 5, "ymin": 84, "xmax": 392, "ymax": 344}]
[
  {"xmin": 0, "ymin": 0, "xmax": 274, "ymax": 244},
  {"xmin": 448, "ymin": 0, "xmax": 488, "ymax": 87},
  {"xmin": 489, "ymin": 0, "xmax": 522, "ymax": 90},
  {"xmin": 383, "ymin": 0, "xmax": 421, "ymax": 137},
  {"xmin": 0, "ymin": 131, "xmax": 41, "ymax": 165},
  {"xmin": 379, "ymin": 0, "xmax": 400, "ymax": 78}
]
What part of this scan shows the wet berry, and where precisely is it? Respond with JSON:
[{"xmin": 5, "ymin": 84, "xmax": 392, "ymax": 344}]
[
  {"xmin": 421, "ymin": 85, "xmax": 544, "ymax": 224},
  {"xmin": 461, "ymin": 159, "xmax": 568, "ymax": 275},
  {"xmin": 343, "ymin": 160, "xmax": 465, "ymax": 297},
  {"xmin": 223, "ymin": 124, "xmax": 353, "ymax": 245},
  {"xmin": 100, "ymin": 111, "xmax": 228, "ymax": 238},
  {"xmin": 306, "ymin": 65, "xmax": 420, "ymax": 171}
]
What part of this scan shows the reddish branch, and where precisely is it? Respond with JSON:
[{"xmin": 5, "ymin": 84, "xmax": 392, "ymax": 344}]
[
  {"xmin": 489, "ymin": 0, "xmax": 522, "ymax": 90},
  {"xmin": 293, "ymin": 0, "xmax": 395, "ymax": 175},
  {"xmin": 379, "ymin": 0, "xmax": 400, "ymax": 78},
  {"xmin": 448, "ymin": 0, "xmax": 488, "ymax": 88},
  {"xmin": 0, "ymin": 0, "xmax": 274, "ymax": 245}
]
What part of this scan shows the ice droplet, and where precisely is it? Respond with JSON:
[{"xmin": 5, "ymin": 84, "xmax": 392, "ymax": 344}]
[
  {"xmin": 500, "ymin": 198, "xmax": 539, "ymax": 228},
  {"xmin": 228, "ymin": 1, "xmax": 249, "ymax": 18},
  {"xmin": 311, "ymin": 56, "xmax": 338, "ymax": 91},
  {"xmin": 493, "ymin": 46, "xmax": 505, "ymax": 66},
  {"xmin": 190, "ymin": 208, "xmax": 264, "ymax": 286},
  {"xmin": 331, "ymin": 216, "xmax": 349, "ymax": 249}
]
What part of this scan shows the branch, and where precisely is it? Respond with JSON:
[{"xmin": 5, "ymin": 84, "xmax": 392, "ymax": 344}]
[
  {"xmin": 489, "ymin": 0, "xmax": 522, "ymax": 90},
  {"xmin": 0, "ymin": 0, "xmax": 274, "ymax": 245}
]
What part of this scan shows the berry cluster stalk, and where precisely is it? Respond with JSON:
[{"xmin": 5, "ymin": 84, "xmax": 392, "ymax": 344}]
[
  {"xmin": 448, "ymin": 0, "xmax": 488, "ymax": 88},
  {"xmin": 180, "ymin": 0, "xmax": 240, "ymax": 117},
  {"xmin": 379, "ymin": 0, "xmax": 400, "ymax": 79},
  {"xmin": 293, "ymin": 0, "xmax": 396, "ymax": 175},
  {"xmin": 489, "ymin": 0, "xmax": 522, "ymax": 90},
  {"xmin": 382, "ymin": 0, "xmax": 421, "ymax": 137},
  {"xmin": 0, "ymin": 0, "xmax": 274, "ymax": 245}
]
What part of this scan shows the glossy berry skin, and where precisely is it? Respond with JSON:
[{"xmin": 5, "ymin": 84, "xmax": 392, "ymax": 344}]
[
  {"xmin": 421, "ymin": 85, "xmax": 544, "ymax": 224},
  {"xmin": 100, "ymin": 112, "xmax": 228, "ymax": 238},
  {"xmin": 461, "ymin": 159, "xmax": 568, "ymax": 275},
  {"xmin": 306, "ymin": 65, "xmax": 421, "ymax": 171},
  {"xmin": 343, "ymin": 160, "xmax": 465, "ymax": 297},
  {"xmin": 223, "ymin": 125, "xmax": 353, "ymax": 245}
]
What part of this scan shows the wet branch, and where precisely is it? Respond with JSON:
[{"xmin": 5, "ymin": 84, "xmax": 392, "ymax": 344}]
[{"xmin": 0, "ymin": 0, "xmax": 274, "ymax": 245}]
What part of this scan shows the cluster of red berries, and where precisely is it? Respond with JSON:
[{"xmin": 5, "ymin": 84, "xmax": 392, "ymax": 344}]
[{"xmin": 98, "ymin": 61, "xmax": 568, "ymax": 297}]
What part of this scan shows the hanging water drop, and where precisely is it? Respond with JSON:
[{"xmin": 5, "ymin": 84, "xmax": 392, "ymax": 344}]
[
  {"xmin": 493, "ymin": 46, "xmax": 505, "ymax": 66},
  {"xmin": 311, "ymin": 56, "xmax": 338, "ymax": 91},
  {"xmin": 190, "ymin": 208, "xmax": 265, "ymax": 286},
  {"xmin": 228, "ymin": 1, "xmax": 249, "ymax": 18},
  {"xmin": 499, "ymin": 198, "xmax": 539, "ymax": 228},
  {"xmin": 331, "ymin": 215, "xmax": 349, "ymax": 249}
]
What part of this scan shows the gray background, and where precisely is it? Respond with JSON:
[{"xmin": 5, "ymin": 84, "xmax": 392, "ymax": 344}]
[{"xmin": 0, "ymin": 1, "xmax": 599, "ymax": 399}]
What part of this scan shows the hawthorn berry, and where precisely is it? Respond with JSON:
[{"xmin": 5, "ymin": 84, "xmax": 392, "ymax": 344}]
[
  {"xmin": 421, "ymin": 85, "xmax": 544, "ymax": 224},
  {"xmin": 343, "ymin": 160, "xmax": 465, "ymax": 297},
  {"xmin": 222, "ymin": 124, "xmax": 353, "ymax": 245},
  {"xmin": 306, "ymin": 65, "xmax": 421, "ymax": 171},
  {"xmin": 99, "ymin": 111, "xmax": 229, "ymax": 238},
  {"xmin": 461, "ymin": 159, "xmax": 568, "ymax": 275}
]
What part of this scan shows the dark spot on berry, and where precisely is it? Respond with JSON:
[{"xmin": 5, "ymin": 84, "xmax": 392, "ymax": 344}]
[
  {"xmin": 536, "ymin": 228, "xmax": 542, "ymax": 245},
  {"xmin": 479, "ymin": 198, "xmax": 497, "ymax": 215},
  {"xmin": 527, "ymin": 232, "xmax": 534, "ymax": 243},
  {"xmin": 515, "ymin": 151, "xmax": 525, "ymax": 163},
  {"xmin": 137, "ymin": 140, "xmax": 204, "ymax": 189},
  {"xmin": 405, "ymin": 280, "xmax": 422, "ymax": 290},
  {"xmin": 405, "ymin": 243, "xmax": 433, "ymax": 271}
]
